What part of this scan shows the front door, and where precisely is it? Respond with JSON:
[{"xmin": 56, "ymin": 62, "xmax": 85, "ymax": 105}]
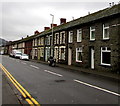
[
  {"xmin": 45, "ymin": 48, "xmax": 48, "ymax": 61},
  {"xmin": 68, "ymin": 48, "xmax": 72, "ymax": 65},
  {"xmin": 91, "ymin": 48, "xmax": 94, "ymax": 69},
  {"xmin": 54, "ymin": 47, "xmax": 58, "ymax": 62}
]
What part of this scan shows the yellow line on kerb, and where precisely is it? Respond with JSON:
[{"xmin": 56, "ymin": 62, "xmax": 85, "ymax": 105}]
[{"xmin": 0, "ymin": 63, "xmax": 40, "ymax": 106}]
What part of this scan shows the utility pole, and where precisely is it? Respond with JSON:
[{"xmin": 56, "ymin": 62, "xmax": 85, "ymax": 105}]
[{"xmin": 50, "ymin": 14, "xmax": 54, "ymax": 57}]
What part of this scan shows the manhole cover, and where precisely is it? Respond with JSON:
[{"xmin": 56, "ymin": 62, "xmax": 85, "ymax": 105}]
[{"xmin": 55, "ymin": 79, "xmax": 65, "ymax": 82}]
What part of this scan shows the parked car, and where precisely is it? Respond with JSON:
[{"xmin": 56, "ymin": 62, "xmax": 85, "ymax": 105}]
[
  {"xmin": 20, "ymin": 54, "xmax": 29, "ymax": 60},
  {"xmin": 15, "ymin": 53, "xmax": 22, "ymax": 59},
  {"xmin": 0, "ymin": 51, "xmax": 4, "ymax": 55}
]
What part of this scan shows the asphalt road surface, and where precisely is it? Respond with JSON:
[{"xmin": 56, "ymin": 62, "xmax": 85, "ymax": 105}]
[{"xmin": 1, "ymin": 55, "xmax": 120, "ymax": 105}]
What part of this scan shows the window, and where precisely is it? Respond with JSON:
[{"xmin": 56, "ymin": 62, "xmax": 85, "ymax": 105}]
[
  {"xmin": 45, "ymin": 36, "xmax": 47, "ymax": 45},
  {"xmin": 77, "ymin": 29, "xmax": 82, "ymax": 42},
  {"xmin": 103, "ymin": 24, "xmax": 109, "ymax": 40},
  {"xmin": 33, "ymin": 39, "xmax": 34, "ymax": 46},
  {"xmin": 50, "ymin": 35, "xmax": 52, "ymax": 45},
  {"xmin": 60, "ymin": 31, "xmax": 65, "ymax": 44},
  {"xmin": 56, "ymin": 34, "xmax": 59, "ymax": 44},
  {"xmin": 76, "ymin": 47, "xmax": 82, "ymax": 62},
  {"xmin": 59, "ymin": 47, "xmax": 65, "ymax": 60},
  {"xmin": 35, "ymin": 39, "xmax": 37, "ymax": 46},
  {"xmin": 45, "ymin": 35, "xmax": 50, "ymax": 45},
  {"xmin": 54, "ymin": 33, "xmax": 59, "ymax": 44},
  {"xmin": 90, "ymin": 26, "xmax": 95, "ymax": 40},
  {"xmin": 69, "ymin": 31, "xmax": 73, "ymax": 43},
  {"xmin": 41, "ymin": 37, "xmax": 44, "ymax": 45},
  {"xmin": 40, "ymin": 48, "xmax": 44, "ymax": 57},
  {"xmin": 101, "ymin": 47, "xmax": 111, "ymax": 66},
  {"xmin": 38, "ymin": 38, "xmax": 41, "ymax": 45},
  {"xmin": 35, "ymin": 49, "xmax": 37, "ymax": 56}
]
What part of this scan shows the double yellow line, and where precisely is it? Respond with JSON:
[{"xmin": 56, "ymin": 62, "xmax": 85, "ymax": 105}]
[{"xmin": 0, "ymin": 63, "xmax": 40, "ymax": 106}]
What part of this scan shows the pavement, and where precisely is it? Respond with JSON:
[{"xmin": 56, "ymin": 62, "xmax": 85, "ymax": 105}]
[
  {"xmin": 1, "ymin": 71, "xmax": 21, "ymax": 105},
  {"xmin": 30, "ymin": 59, "xmax": 120, "ymax": 80}
]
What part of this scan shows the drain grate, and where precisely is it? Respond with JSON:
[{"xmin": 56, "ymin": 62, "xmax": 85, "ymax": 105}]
[{"xmin": 55, "ymin": 79, "xmax": 65, "ymax": 83}]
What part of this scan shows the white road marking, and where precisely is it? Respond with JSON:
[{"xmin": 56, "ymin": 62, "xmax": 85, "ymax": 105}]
[
  {"xmin": 30, "ymin": 65, "xmax": 39, "ymax": 69},
  {"xmin": 21, "ymin": 62, "xmax": 26, "ymax": 65},
  {"xmin": 44, "ymin": 70, "xmax": 63, "ymax": 77},
  {"xmin": 74, "ymin": 79, "xmax": 120, "ymax": 97}
]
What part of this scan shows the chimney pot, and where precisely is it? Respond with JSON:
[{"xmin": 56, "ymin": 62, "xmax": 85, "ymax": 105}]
[
  {"xmin": 34, "ymin": 30, "xmax": 39, "ymax": 35},
  {"xmin": 44, "ymin": 27, "xmax": 50, "ymax": 31},
  {"xmin": 60, "ymin": 18, "xmax": 66, "ymax": 25},
  {"xmin": 51, "ymin": 24, "xmax": 57, "ymax": 28}
]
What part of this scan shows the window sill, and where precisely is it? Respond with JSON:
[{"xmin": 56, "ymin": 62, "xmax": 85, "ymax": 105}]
[
  {"xmin": 76, "ymin": 61, "xmax": 82, "ymax": 63},
  {"xmin": 102, "ymin": 38, "xmax": 110, "ymax": 41},
  {"xmin": 90, "ymin": 39, "xmax": 95, "ymax": 41},
  {"xmin": 77, "ymin": 41, "xmax": 82, "ymax": 43},
  {"xmin": 100, "ymin": 63, "xmax": 111, "ymax": 67}
]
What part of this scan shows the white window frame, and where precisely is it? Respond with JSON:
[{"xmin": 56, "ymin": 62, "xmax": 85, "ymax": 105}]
[
  {"xmin": 45, "ymin": 35, "xmax": 50, "ymax": 45},
  {"xmin": 101, "ymin": 47, "xmax": 111, "ymax": 66},
  {"xmin": 77, "ymin": 29, "xmax": 82, "ymax": 42},
  {"xmin": 90, "ymin": 26, "xmax": 95, "ymax": 41},
  {"xmin": 103, "ymin": 24, "xmax": 109, "ymax": 40},
  {"xmin": 69, "ymin": 31, "xmax": 73, "ymax": 43},
  {"xmin": 76, "ymin": 47, "xmax": 82, "ymax": 62},
  {"xmin": 60, "ymin": 31, "xmax": 65, "ymax": 44},
  {"xmin": 59, "ymin": 46, "xmax": 66, "ymax": 60},
  {"xmin": 41, "ymin": 37, "xmax": 44, "ymax": 45},
  {"xmin": 35, "ymin": 39, "xmax": 37, "ymax": 46},
  {"xmin": 54, "ymin": 33, "xmax": 59, "ymax": 44},
  {"xmin": 38, "ymin": 38, "xmax": 41, "ymax": 45}
]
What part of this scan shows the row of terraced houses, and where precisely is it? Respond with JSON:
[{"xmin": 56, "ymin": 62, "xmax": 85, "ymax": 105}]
[{"xmin": 1, "ymin": 4, "xmax": 120, "ymax": 73}]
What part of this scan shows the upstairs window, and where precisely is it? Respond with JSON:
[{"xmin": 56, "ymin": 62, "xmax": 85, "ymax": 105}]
[
  {"xmin": 54, "ymin": 33, "xmax": 59, "ymax": 44},
  {"xmin": 33, "ymin": 39, "xmax": 35, "ymax": 46},
  {"xmin": 41, "ymin": 37, "xmax": 44, "ymax": 45},
  {"xmin": 38, "ymin": 38, "xmax": 41, "ymax": 45},
  {"xmin": 45, "ymin": 35, "xmax": 50, "ymax": 45},
  {"xmin": 101, "ymin": 47, "xmax": 111, "ymax": 66},
  {"xmin": 76, "ymin": 47, "xmax": 82, "ymax": 62},
  {"xmin": 35, "ymin": 39, "xmax": 37, "ymax": 46},
  {"xmin": 77, "ymin": 29, "xmax": 82, "ymax": 42},
  {"xmin": 103, "ymin": 24, "xmax": 109, "ymax": 40},
  {"xmin": 60, "ymin": 31, "xmax": 65, "ymax": 44},
  {"xmin": 50, "ymin": 35, "xmax": 53, "ymax": 45},
  {"xmin": 69, "ymin": 31, "xmax": 73, "ymax": 43},
  {"xmin": 90, "ymin": 26, "xmax": 95, "ymax": 41}
]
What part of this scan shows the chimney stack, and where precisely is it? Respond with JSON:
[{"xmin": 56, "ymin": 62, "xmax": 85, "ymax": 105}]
[
  {"xmin": 51, "ymin": 24, "xmax": 57, "ymax": 28},
  {"xmin": 44, "ymin": 27, "xmax": 50, "ymax": 31},
  {"xmin": 34, "ymin": 30, "xmax": 39, "ymax": 35},
  {"xmin": 60, "ymin": 18, "xmax": 66, "ymax": 25}
]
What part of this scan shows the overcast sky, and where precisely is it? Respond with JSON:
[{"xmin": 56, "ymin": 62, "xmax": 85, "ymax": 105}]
[{"xmin": 0, "ymin": 0, "xmax": 119, "ymax": 41}]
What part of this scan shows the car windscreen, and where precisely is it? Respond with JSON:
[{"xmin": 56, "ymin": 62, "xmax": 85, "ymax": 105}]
[
  {"xmin": 22, "ymin": 54, "xmax": 28, "ymax": 56},
  {"xmin": 16, "ymin": 53, "xmax": 22, "ymax": 55}
]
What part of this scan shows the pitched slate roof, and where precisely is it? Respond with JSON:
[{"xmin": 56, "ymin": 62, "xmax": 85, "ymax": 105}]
[
  {"xmin": 35, "ymin": 4, "xmax": 120, "ymax": 38},
  {"xmin": 11, "ymin": 4, "xmax": 120, "ymax": 43}
]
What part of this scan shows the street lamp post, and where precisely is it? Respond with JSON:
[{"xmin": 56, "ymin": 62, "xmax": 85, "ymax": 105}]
[{"xmin": 50, "ymin": 14, "xmax": 54, "ymax": 57}]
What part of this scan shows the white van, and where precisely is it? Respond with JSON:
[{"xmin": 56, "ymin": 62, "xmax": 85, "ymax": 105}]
[{"xmin": 10, "ymin": 50, "xmax": 22, "ymax": 58}]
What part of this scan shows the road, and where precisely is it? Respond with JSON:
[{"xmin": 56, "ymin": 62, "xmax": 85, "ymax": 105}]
[{"xmin": 1, "ymin": 55, "xmax": 120, "ymax": 105}]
